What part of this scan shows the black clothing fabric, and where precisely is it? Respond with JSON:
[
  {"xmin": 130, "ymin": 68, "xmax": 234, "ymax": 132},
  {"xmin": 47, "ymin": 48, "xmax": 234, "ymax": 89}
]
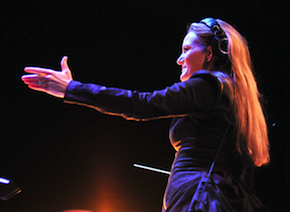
[{"xmin": 64, "ymin": 70, "xmax": 268, "ymax": 212}]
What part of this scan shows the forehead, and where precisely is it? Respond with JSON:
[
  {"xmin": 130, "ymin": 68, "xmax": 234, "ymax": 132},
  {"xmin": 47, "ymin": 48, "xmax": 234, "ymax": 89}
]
[{"xmin": 182, "ymin": 31, "xmax": 199, "ymax": 46}]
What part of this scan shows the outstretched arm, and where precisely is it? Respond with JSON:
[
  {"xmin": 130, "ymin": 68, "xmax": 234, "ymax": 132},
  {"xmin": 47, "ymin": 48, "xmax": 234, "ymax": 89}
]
[
  {"xmin": 22, "ymin": 58, "xmax": 219, "ymax": 121},
  {"xmin": 21, "ymin": 56, "xmax": 73, "ymax": 98}
]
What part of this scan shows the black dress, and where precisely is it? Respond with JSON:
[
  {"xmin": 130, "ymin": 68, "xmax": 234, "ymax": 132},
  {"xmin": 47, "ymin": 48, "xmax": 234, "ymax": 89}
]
[{"xmin": 64, "ymin": 70, "xmax": 268, "ymax": 212}]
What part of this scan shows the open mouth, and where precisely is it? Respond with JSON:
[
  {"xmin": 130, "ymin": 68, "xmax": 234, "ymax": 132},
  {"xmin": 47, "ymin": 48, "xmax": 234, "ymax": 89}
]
[{"xmin": 182, "ymin": 67, "xmax": 187, "ymax": 73}]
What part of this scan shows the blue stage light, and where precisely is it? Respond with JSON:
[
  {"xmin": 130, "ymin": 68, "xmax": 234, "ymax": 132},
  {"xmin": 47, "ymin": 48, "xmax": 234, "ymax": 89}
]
[
  {"xmin": 0, "ymin": 177, "xmax": 10, "ymax": 185},
  {"xmin": 0, "ymin": 176, "xmax": 21, "ymax": 201}
]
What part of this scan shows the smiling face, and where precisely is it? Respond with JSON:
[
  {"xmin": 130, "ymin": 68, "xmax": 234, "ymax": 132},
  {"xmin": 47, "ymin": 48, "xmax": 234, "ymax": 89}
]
[{"xmin": 177, "ymin": 32, "xmax": 208, "ymax": 82}]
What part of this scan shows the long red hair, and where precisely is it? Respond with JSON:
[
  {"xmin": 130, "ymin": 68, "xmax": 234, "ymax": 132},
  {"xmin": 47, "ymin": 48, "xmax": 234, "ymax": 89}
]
[{"xmin": 189, "ymin": 19, "xmax": 270, "ymax": 167}]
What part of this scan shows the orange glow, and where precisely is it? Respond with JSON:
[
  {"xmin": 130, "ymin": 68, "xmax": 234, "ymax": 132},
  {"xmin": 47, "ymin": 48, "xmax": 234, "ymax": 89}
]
[
  {"xmin": 92, "ymin": 174, "xmax": 128, "ymax": 212},
  {"xmin": 63, "ymin": 159, "xmax": 136, "ymax": 212},
  {"xmin": 95, "ymin": 185, "xmax": 118, "ymax": 212},
  {"xmin": 87, "ymin": 158, "xmax": 135, "ymax": 212},
  {"xmin": 63, "ymin": 210, "xmax": 93, "ymax": 212}
]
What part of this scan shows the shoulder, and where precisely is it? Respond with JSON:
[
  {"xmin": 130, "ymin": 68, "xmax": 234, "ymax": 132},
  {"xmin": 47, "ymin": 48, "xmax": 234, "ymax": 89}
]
[
  {"xmin": 189, "ymin": 70, "xmax": 233, "ymax": 105},
  {"xmin": 190, "ymin": 70, "xmax": 222, "ymax": 95},
  {"xmin": 190, "ymin": 70, "xmax": 227, "ymax": 85}
]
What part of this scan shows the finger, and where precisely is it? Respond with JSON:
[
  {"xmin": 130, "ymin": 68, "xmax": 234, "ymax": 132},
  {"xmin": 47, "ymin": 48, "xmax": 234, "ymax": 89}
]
[
  {"xmin": 27, "ymin": 77, "xmax": 48, "ymax": 87},
  {"xmin": 22, "ymin": 79, "xmax": 41, "ymax": 86},
  {"xmin": 22, "ymin": 74, "xmax": 47, "ymax": 86},
  {"xmin": 28, "ymin": 84, "xmax": 46, "ymax": 92},
  {"xmin": 21, "ymin": 74, "xmax": 39, "ymax": 80},
  {"xmin": 21, "ymin": 75, "xmax": 41, "ymax": 85},
  {"xmin": 24, "ymin": 67, "xmax": 53, "ymax": 75},
  {"xmin": 22, "ymin": 78, "xmax": 41, "ymax": 86},
  {"xmin": 22, "ymin": 78, "xmax": 38, "ymax": 85},
  {"xmin": 21, "ymin": 74, "xmax": 46, "ymax": 85},
  {"xmin": 25, "ymin": 81, "xmax": 40, "ymax": 88}
]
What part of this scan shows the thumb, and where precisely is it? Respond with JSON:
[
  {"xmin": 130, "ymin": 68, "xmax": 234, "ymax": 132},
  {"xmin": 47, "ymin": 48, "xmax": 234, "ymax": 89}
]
[
  {"xmin": 60, "ymin": 56, "xmax": 69, "ymax": 71},
  {"xmin": 60, "ymin": 56, "xmax": 73, "ymax": 79}
]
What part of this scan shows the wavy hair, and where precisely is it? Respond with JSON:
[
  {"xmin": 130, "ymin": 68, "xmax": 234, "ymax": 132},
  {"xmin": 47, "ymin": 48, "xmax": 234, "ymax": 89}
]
[{"xmin": 188, "ymin": 19, "xmax": 270, "ymax": 167}]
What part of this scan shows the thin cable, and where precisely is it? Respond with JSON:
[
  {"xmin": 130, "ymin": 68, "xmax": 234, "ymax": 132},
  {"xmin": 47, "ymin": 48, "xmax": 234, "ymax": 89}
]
[{"xmin": 188, "ymin": 75, "xmax": 236, "ymax": 211}]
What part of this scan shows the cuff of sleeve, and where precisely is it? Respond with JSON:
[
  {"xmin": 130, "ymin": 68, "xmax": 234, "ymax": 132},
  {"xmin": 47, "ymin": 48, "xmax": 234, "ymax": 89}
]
[{"xmin": 64, "ymin": 80, "xmax": 83, "ymax": 102}]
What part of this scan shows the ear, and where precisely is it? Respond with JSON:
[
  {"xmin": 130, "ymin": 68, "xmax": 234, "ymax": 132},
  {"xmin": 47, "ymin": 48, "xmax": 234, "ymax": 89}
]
[{"xmin": 205, "ymin": 45, "xmax": 213, "ymax": 62}]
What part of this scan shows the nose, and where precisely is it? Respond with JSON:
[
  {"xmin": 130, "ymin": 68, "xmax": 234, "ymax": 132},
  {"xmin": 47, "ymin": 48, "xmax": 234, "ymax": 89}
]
[{"xmin": 176, "ymin": 54, "xmax": 184, "ymax": 65}]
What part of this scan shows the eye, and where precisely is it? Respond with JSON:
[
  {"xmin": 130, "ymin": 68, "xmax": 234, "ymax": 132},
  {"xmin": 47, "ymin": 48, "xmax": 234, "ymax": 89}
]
[{"xmin": 183, "ymin": 46, "xmax": 190, "ymax": 52}]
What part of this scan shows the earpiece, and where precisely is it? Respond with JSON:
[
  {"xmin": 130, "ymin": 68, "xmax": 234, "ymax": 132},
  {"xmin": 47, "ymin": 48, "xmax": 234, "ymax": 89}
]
[{"xmin": 200, "ymin": 18, "xmax": 229, "ymax": 64}]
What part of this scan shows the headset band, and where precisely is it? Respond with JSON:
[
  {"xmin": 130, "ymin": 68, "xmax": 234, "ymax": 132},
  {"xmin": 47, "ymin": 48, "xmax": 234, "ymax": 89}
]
[{"xmin": 200, "ymin": 18, "xmax": 229, "ymax": 57}]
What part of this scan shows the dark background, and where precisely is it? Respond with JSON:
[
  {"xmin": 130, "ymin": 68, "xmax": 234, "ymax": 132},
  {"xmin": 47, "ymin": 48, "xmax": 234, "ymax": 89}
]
[{"xmin": 0, "ymin": 1, "xmax": 289, "ymax": 211}]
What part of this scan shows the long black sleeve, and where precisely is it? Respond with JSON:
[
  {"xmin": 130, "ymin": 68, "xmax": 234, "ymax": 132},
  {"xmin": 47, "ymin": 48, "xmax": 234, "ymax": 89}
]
[{"xmin": 64, "ymin": 70, "xmax": 221, "ymax": 121}]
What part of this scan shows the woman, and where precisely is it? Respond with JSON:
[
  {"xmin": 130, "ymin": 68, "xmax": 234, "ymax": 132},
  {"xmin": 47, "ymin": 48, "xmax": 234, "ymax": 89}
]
[{"xmin": 22, "ymin": 18, "xmax": 270, "ymax": 211}]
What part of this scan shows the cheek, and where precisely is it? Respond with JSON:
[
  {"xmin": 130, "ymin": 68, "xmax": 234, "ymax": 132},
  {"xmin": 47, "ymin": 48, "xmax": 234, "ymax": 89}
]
[
  {"xmin": 185, "ymin": 52, "xmax": 205, "ymax": 69},
  {"xmin": 186, "ymin": 57, "xmax": 203, "ymax": 68}
]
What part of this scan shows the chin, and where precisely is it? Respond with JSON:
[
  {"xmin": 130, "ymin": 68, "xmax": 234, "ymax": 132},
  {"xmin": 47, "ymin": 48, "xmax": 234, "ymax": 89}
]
[
  {"xmin": 180, "ymin": 76, "xmax": 187, "ymax": 82},
  {"xmin": 180, "ymin": 73, "xmax": 189, "ymax": 82},
  {"xmin": 180, "ymin": 68, "xmax": 191, "ymax": 82}
]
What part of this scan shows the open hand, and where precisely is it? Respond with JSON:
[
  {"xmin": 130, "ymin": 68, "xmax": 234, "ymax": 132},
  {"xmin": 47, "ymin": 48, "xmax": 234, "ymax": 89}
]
[{"xmin": 22, "ymin": 56, "xmax": 73, "ymax": 98}]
